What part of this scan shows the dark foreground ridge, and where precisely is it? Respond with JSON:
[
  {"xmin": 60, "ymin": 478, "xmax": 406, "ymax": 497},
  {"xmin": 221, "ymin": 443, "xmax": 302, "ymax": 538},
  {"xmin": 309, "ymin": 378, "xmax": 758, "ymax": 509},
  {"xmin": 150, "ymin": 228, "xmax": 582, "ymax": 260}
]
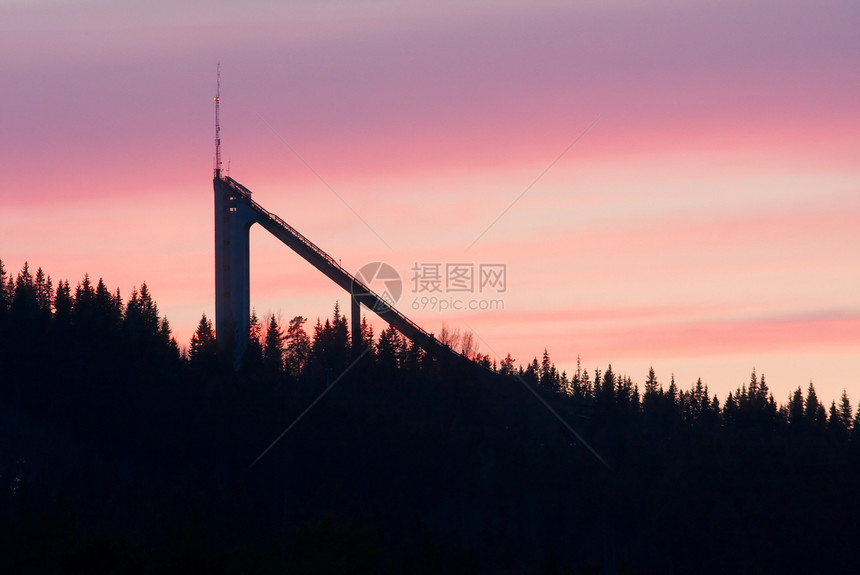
[{"xmin": 2, "ymin": 259, "xmax": 859, "ymax": 573}]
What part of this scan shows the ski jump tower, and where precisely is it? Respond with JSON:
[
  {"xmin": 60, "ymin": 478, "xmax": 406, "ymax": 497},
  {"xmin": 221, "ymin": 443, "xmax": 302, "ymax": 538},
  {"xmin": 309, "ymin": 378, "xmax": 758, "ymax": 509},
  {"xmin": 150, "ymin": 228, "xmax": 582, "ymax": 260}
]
[{"xmin": 213, "ymin": 69, "xmax": 458, "ymax": 368}]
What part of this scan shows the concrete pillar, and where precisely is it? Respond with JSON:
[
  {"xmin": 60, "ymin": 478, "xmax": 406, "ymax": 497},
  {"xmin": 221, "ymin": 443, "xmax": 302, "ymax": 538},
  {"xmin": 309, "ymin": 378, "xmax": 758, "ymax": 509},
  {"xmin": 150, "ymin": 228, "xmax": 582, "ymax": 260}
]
[{"xmin": 214, "ymin": 177, "xmax": 258, "ymax": 368}]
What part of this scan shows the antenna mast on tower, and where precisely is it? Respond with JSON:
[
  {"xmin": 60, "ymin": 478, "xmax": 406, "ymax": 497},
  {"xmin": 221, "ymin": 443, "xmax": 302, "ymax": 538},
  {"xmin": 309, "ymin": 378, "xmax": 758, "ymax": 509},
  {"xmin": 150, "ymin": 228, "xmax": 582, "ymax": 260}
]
[{"xmin": 214, "ymin": 62, "xmax": 222, "ymax": 178}]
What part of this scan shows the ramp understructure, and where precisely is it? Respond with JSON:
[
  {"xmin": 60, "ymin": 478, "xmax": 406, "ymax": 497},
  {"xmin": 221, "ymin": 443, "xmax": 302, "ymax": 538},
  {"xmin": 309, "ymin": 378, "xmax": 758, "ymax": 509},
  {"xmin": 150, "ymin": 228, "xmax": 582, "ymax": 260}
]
[{"xmin": 214, "ymin": 175, "xmax": 458, "ymax": 368}]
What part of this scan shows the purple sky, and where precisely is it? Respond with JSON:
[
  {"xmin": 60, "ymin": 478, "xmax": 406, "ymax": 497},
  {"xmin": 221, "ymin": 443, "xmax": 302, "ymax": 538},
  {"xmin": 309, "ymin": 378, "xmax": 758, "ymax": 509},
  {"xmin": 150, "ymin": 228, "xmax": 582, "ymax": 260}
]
[{"xmin": 2, "ymin": 0, "xmax": 859, "ymax": 403}]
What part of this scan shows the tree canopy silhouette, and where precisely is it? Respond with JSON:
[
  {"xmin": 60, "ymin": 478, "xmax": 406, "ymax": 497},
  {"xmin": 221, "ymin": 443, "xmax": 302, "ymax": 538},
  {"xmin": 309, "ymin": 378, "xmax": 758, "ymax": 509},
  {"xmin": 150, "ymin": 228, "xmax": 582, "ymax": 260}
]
[{"xmin": 1, "ymin": 257, "xmax": 859, "ymax": 574}]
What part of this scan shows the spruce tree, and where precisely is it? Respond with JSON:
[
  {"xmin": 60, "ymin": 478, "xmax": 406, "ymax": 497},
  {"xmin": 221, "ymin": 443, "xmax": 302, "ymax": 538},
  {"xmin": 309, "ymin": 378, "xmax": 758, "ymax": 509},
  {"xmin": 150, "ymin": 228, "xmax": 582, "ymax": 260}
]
[
  {"xmin": 644, "ymin": 367, "xmax": 660, "ymax": 411},
  {"xmin": 0, "ymin": 258, "xmax": 8, "ymax": 315},
  {"xmin": 828, "ymin": 401, "xmax": 847, "ymax": 441},
  {"xmin": 263, "ymin": 314, "xmax": 284, "ymax": 374},
  {"xmin": 33, "ymin": 267, "xmax": 53, "ymax": 315},
  {"xmin": 243, "ymin": 309, "xmax": 264, "ymax": 371},
  {"xmin": 189, "ymin": 313, "xmax": 216, "ymax": 363},
  {"xmin": 53, "ymin": 281, "xmax": 72, "ymax": 325},
  {"xmin": 789, "ymin": 387, "xmax": 804, "ymax": 429},
  {"xmin": 838, "ymin": 390, "xmax": 853, "ymax": 432}
]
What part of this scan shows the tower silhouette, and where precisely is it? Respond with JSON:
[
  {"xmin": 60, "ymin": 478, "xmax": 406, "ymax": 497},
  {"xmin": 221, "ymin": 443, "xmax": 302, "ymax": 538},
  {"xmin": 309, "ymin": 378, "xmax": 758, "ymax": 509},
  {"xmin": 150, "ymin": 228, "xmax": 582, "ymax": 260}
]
[
  {"xmin": 214, "ymin": 173, "xmax": 463, "ymax": 368},
  {"xmin": 214, "ymin": 176, "xmax": 257, "ymax": 365},
  {"xmin": 212, "ymin": 71, "xmax": 463, "ymax": 368}
]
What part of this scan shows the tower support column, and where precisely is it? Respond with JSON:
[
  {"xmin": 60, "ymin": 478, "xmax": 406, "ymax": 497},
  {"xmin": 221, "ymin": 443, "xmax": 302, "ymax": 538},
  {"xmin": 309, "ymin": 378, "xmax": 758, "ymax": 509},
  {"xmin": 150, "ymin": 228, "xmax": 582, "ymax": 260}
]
[{"xmin": 214, "ymin": 177, "xmax": 258, "ymax": 368}]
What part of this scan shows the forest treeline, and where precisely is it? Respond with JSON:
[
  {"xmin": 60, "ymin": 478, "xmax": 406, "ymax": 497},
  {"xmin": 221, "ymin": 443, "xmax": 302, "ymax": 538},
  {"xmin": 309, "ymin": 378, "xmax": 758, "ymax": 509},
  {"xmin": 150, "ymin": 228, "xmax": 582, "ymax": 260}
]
[{"xmin": 1, "ymin": 259, "xmax": 859, "ymax": 574}]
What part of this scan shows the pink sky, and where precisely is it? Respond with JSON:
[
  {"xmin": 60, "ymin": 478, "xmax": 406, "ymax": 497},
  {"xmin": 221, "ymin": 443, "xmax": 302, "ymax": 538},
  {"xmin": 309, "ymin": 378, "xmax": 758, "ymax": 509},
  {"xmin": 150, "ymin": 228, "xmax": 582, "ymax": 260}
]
[{"xmin": 2, "ymin": 0, "xmax": 859, "ymax": 404}]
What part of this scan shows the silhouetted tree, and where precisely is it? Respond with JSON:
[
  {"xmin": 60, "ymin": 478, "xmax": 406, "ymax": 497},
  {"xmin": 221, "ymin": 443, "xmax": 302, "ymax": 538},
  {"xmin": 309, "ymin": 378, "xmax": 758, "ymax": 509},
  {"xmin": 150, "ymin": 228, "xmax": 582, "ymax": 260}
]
[
  {"xmin": 358, "ymin": 315, "xmax": 374, "ymax": 353},
  {"xmin": 559, "ymin": 370, "xmax": 570, "ymax": 395},
  {"xmin": 681, "ymin": 377, "xmax": 713, "ymax": 427},
  {"xmin": 310, "ymin": 303, "xmax": 351, "ymax": 373},
  {"xmin": 93, "ymin": 277, "xmax": 123, "ymax": 332},
  {"xmin": 459, "ymin": 331, "xmax": 478, "ymax": 361},
  {"xmin": 189, "ymin": 313, "xmax": 216, "ymax": 364},
  {"xmin": 539, "ymin": 349, "xmax": 560, "ymax": 392},
  {"xmin": 597, "ymin": 364, "xmax": 615, "ymax": 408},
  {"xmin": 402, "ymin": 339, "xmax": 425, "ymax": 375},
  {"xmin": 12, "ymin": 262, "xmax": 37, "ymax": 323},
  {"xmin": 53, "ymin": 279, "xmax": 71, "ymax": 314},
  {"xmin": 615, "ymin": 374, "xmax": 635, "ymax": 412},
  {"xmin": 124, "ymin": 283, "xmax": 161, "ymax": 341},
  {"xmin": 838, "ymin": 390, "xmax": 853, "ymax": 433},
  {"xmin": 851, "ymin": 404, "xmax": 860, "ymax": 446},
  {"xmin": 579, "ymin": 365, "xmax": 592, "ymax": 399},
  {"xmin": 0, "ymin": 258, "xmax": 9, "ymax": 315},
  {"xmin": 829, "ymin": 401, "xmax": 848, "ymax": 442},
  {"xmin": 242, "ymin": 309, "xmax": 264, "ymax": 371},
  {"xmin": 376, "ymin": 325, "xmax": 403, "ymax": 380},
  {"xmin": 33, "ymin": 267, "xmax": 52, "ymax": 316},
  {"xmin": 4, "ymin": 257, "xmax": 860, "ymax": 575},
  {"xmin": 499, "ymin": 353, "xmax": 516, "ymax": 376},
  {"xmin": 263, "ymin": 314, "xmax": 284, "ymax": 374},
  {"xmin": 789, "ymin": 386, "xmax": 805, "ymax": 431},
  {"xmin": 284, "ymin": 316, "xmax": 311, "ymax": 380},
  {"xmin": 805, "ymin": 382, "xmax": 827, "ymax": 433},
  {"xmin": 570, "ymin": 356, "xmax": 583, "ymax": 398},
  {"xmin": 158, "ymin": 317, "xmax": 178, "ymax": 356},
  {"xmin": 524, "ymin": 358, "xmax": 539, "ymax": 386},
  {"xmin": 438, "ymin": 323, "xmax": 460, "ymax": 351},
  {"xmin": 643, "ymin": 366, "xmax": 660, "ymax": 413}
]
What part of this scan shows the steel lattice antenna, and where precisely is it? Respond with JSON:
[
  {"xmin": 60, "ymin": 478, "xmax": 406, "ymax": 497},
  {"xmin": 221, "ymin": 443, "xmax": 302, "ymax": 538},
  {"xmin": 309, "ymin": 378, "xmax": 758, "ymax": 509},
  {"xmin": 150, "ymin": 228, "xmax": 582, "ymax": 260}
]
[{"xmin": 214, "ymin": 62, "xmax": 222, "ymax": 177}]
